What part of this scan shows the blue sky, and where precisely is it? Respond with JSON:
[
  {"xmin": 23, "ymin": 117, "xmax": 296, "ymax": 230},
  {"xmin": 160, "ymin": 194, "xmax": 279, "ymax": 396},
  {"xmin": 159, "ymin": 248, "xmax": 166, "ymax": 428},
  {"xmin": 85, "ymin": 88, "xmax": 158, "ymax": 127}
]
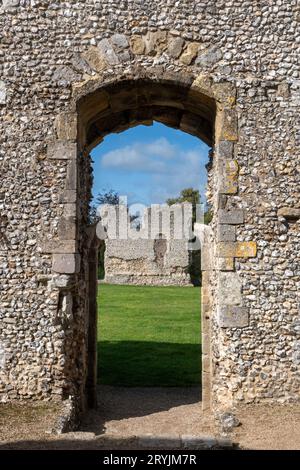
[{"xmin": 91, "ymin": 122, "xmax": 210, "ymax": 207}]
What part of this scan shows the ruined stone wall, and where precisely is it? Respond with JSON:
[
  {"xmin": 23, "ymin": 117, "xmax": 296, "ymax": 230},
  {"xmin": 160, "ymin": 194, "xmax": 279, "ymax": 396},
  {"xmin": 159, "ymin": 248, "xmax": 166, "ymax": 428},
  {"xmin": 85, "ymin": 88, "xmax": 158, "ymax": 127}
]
[
  {"xmin": 105, "ymin": 239, "xmax": 192, "ymax": 286},
  {"xmin": 0, "ymin": 1, "xmax": 299, "ymax": 411},
  {"xmin": 104, "ymin": 205, "xmax": 194, "ymax": 286}
]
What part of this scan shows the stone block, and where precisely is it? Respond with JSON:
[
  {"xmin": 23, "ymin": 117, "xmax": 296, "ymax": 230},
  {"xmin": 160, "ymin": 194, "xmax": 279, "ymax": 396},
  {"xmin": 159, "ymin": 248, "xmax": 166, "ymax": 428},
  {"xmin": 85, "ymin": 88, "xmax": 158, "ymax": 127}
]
[
  {"xmin": 218, "ymin": 241, "xmax": 257, "ymax": 258},
  {"xmin": 181, "ymin": 435, "xmax": 217, "ymax": 450},
  {"xmin": 217, "ymin": 193, "xmax": 228, "ymax": 210},
  {"xmin": 213, "ymin": 82, "xmax": 236, "ymax": 106},
  {"xmin": 2, "ymin": 0, "xmax": 19, "ymax": 9},
  {"xmin": 218, "ymin": 272, "xmax": 242, "ymax": 305},
  {"xmin": 277, "ymin": 207, "xmax": 300, "ymax": 220},
  {"xmin": 129, "ymin": 35, "xmax": 145, "ymax": 55},
  {"xmin": 180, "ymin": 42, "xmax": 199, "ymax": 65},
  {"xmin": 65, "ymin": 160, "xmax": 77, "ymax": 190},
  {"xmin": 168, "ymin": 37, "xmax": 185, "ymax": 58},
  {"xmin": 218, "ymin": 159, "xmax": 239, "ymax": 194},
  {"xmin": 98, "ymin": 38, "xmax": 119, "ymax": 65},
  {"xmin": 57, "ymin": 217, "xmax": 77, "ymax": 240},
  {"xmin": 71, "ymin": 54, "xmax": 94, "ymax": 75},
  {"xmin": 47, "ymin": 141, "xmax": 77, "ymax": 160},
  {"xmin": 52, "ymin": 66, "xmax": 81, "ymax": 86},
  {"xmin": 54, "ymin": 274, "xmax": 77, "ymax": 289},
  {"xmin": 82, "ymin": 46, "xmax": 107, "ymax": 72},
  {"xmin": 110, "ymin": 33, "xmax": 129, "ymax": 52},
  {"xmin": 195, "ymin": 46, "xmax": 222, "ymax": 67},
  {"xmin": 144, "ymin": 31, "xmax": 167, "ymax": 56},
  {"xmin": 218, "ymin": 306, "xmax": 249, "ymax": 328},
  {"xmin": 218, "ymin": 257, "xmax": 234, "ymax": 271},
  {"xmin": 201, "ymin": 246, "xmax": 212, "ymax": 271},
  {"xmin": 0, "ymin": 81, "xmax": 6, "ymax": 105},
  {"xmin": 52, "ymin": 254, "xmax": 80, "ymax": 274},
  {"xmin": 63, "ymin": 203, "xmax": 77, "ymax": 218},
  {"xmin": 59, "ymin": 190, "xmax": 77, "ymax": 204},
  {"xmin": 218, "ymin": 109, "xmax": 238, "ymax": 141},
  {"xmin": 39, "ymin": 240, "xmax": 77, "ymax": 254},
  {"xmin": 219, "ymin": 209, "xmax": 244, "ymax": 225},
  {"xmin": 138, "ymin": 434, "xmax": 180, "ymax": 449},
  {"xmin": 216, "ymin": 140, "xmax": 234, "ymax": 159},
  {"xmin": 218, "ymin": 224, "xmax": 236, "ymax": 242},
  {"xmin": 55, "ymin": 113, "xmax": 77, "ymax": 141}
]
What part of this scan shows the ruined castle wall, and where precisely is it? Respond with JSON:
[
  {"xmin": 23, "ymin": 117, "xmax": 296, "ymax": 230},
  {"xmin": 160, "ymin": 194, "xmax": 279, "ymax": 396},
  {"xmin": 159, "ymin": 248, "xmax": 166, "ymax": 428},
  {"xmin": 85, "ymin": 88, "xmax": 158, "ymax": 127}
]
[
  {"xmin": 104, "ymin": 238, "xmax": 192, "ymax": 286},
  {"xmin": 0, "ymin": 0, "xmax": 299, "ymax": 410}
]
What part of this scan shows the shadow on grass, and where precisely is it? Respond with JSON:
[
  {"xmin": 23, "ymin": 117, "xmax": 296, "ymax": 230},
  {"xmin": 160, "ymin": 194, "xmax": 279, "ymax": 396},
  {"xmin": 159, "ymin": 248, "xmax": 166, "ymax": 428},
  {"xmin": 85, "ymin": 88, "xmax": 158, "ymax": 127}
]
[{"xmin": 97, "ymin": 340, "xmax": 201, "ymax": 387}]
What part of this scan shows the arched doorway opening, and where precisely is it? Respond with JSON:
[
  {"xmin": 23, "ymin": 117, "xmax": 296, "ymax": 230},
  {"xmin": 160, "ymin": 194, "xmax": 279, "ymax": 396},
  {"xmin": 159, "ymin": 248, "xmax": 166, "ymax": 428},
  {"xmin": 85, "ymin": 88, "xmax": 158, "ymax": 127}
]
[{"xmin": 75, "ymin": 75, "xmax": 216, "ymax": 413}]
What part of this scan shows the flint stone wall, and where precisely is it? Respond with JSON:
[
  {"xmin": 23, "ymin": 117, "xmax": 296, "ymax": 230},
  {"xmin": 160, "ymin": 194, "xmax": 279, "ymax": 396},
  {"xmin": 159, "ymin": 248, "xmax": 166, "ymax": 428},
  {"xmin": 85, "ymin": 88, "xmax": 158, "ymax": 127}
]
[
  {"xmin": 105, "ymin": 239, "xmax": 192, "ymax": 286},
  {"xmin": 0, "ymin": 0, "xmax": 299, "ymax": 413},
  {"xmin": 103, "ymin": 204, "xmax": 195, "ymax": 286}
]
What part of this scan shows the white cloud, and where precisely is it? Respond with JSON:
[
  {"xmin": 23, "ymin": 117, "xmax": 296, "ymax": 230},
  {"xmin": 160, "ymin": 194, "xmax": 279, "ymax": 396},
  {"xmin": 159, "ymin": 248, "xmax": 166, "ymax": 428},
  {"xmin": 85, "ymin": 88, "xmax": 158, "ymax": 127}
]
[
  {"xmin": 101, "ymin": 138, "xmax": 206, "ymax": 173},
  {"xmin": 99, "ymin": 137, "xmax": 209, "ymax": 204},
  {"xmin": 101, "ymin": 138, "xmax": 176, "ymax": 172}
]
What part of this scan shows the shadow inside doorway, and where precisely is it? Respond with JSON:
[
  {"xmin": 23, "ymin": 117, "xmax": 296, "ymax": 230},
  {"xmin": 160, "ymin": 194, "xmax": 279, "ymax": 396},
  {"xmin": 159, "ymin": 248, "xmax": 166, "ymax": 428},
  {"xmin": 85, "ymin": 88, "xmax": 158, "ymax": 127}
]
[{"xmin": 98, "ymin": 340, "xmax": 202, "ymax": 387}]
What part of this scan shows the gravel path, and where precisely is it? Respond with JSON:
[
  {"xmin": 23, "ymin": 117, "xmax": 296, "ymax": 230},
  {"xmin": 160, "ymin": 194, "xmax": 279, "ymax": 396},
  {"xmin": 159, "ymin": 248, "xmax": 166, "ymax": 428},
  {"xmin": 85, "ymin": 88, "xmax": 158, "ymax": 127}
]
[
  {"xmin": 0, "ymin": 386, "xmax": 299, "ymax": 450},
  {"xmin": 80, "ymin": 385, "xmax": 214, "ymax": 437}
]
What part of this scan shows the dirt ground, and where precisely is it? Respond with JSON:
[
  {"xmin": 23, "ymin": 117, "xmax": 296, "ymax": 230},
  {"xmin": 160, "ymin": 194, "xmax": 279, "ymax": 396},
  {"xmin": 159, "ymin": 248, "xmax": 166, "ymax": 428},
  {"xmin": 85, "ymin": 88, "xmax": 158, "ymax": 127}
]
[
  {"xmin": 0, "ymin": 386, "xmax": 299, "ymax": 450},
  {"xmin": 233, "ymin": 403, "xmax": 300, "ymax": 450}
]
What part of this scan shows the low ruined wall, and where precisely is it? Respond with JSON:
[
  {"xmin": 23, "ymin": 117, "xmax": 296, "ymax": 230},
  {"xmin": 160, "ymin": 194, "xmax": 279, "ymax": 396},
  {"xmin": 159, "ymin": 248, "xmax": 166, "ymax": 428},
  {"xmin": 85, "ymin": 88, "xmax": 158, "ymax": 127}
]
[{"xmin": 104, "ymin": 238, "xmax": 193, "ymax": 286}]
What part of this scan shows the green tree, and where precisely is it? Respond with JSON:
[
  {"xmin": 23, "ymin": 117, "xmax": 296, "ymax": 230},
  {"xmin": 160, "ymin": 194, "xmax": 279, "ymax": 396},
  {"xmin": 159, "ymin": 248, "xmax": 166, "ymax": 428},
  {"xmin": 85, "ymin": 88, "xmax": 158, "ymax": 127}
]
[{"xmin": 166, "ymin": 187, "xmax": 200, "ymax": 225}]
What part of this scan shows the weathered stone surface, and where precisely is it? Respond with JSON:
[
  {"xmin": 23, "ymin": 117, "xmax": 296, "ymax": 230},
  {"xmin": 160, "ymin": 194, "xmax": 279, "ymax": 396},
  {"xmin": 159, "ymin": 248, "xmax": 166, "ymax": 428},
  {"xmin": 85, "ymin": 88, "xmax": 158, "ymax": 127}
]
[
  {"xmin": 55, "ymin": 113, "xmax": 77, "ymax": 141},
  {"xmin": 218, "ymin": 225, "xmax": 236, "ymax": 242},
  {"xmin": 218, "ymin": 160, "xmax": 239, "ymax": 194},
  {"xmin": 66, "ymin": 160, "xmax": 77, "ymax": 190},
  {"xmin": 71, "ymin": 54, "xmax": 94, "ymax": 75},
  {"xmin": 52, "ymin": 254, "xmax": 80, "ymax": 274},
  {"xmin": 218, "ymin": 272, "xmax": 242, "ymax": 305},
  {"xmin": 63, "ymin": 203, "xmax": 77, "ymax": 218},
  {"xmin": 52, "ymin": 66, "xmax": 81, "ymax": 86},
  {"xmin": 138, "ymin": 434, "xmax": 181, "ymax": 449},
  {"xmin": 144, "ymin": 31, "xmax": 167, "ymax": 55},
  {"xmin": 57, "ymin": 217, "xmax": 77, "ymax": 240},
  {"xmin": 105, "ymin": 205, "xmax": 194, "ymax": 286},
  {"xmin": 218, "ymin": 306, "xmax": 249, "ymax": 328},
  {"xmin": 216, "ymin": 141, "xmax": 234, "ymax": 159},
  {"xmin": 1, "ymin": 0, "xmax": 19, "ymax": 9},
  {"xmin": 219, "ymin": 209, "xmax": 244, "ymax": 225},
  {"xmin": 130, "ymin": 35, "xmax": 145, "ymax": 55},
  {"xmin": 181, "ymin": 435, "xmax": 217, "ymax": 449},
  {"xmin": 39, "ymin": 240, "xmax": 77, "ymax": 254},
  {"xmin": 277, "ymin": 207, "xmax": 300, "ymax": 220},
  {"xmin": 217, "ymin": 411, "xmax": 240, "ymax": 432},
  {"xmin": 59, "ymin": 190, "xmax": 77, "ymax": 204},
  {"xmin": 219, "ymin": 109, "xmax": 238, "ymax": 141},
  {"xmin": 82, "ymin": 46, "xmax": 107, "ymax": 72},
  {"xmin": 195, "ymin": 46, "xmax": 222, "ymax": 67},
  {"xmin": 54, "ymin": 275, "xmax": 77, "ymax": 289},
  {"xmin": 218, "ymin": 241, "xmax": 257, "ymax": 258},
  {"xmin": 98, "ymin": 38, "xmax": 119, "ymax": 65},
  {"xmin": 111, "ymin": 34, "xmax": 129, "ymax": 51},
  {"xmin": 168, "ymin": 37, "xmax": 185, "ymax": 58},
  {"xmin": 47, "ymin": 142, "xmax": 77, "ymax": 160},
  {"xmin": 201, "ymin": 246, "xmax": 212, "ymax": 271},
  {"xmin": 218, "ymin": 257, "xmax": 234, "ymax": 271},
  {"xmin": 213, "ymin": 82, "xmax": 236, "ymax": 106},
  {"xmin": 0, "ymin": 81, "xmax": 6, "ymax": 105},
  {"xmin": 180, "ymin": 42, "xmax": 199, "ymax": 65}
]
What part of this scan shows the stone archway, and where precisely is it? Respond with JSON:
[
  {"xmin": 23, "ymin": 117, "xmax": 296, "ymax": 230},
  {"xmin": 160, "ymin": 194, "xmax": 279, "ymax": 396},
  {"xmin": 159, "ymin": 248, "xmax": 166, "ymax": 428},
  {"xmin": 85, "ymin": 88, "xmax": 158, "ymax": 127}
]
[{"xmin": 47, "ymin": 67, "xmax": 257, "ymax": 415}]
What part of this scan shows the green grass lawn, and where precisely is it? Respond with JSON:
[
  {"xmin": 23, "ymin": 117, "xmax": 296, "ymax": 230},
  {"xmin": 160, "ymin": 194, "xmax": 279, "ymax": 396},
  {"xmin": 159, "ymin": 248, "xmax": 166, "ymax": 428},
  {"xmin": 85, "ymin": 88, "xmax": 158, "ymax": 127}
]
[{"xmin": 97, "ymin": 284, "xmax": 201, "ymax": 387}]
